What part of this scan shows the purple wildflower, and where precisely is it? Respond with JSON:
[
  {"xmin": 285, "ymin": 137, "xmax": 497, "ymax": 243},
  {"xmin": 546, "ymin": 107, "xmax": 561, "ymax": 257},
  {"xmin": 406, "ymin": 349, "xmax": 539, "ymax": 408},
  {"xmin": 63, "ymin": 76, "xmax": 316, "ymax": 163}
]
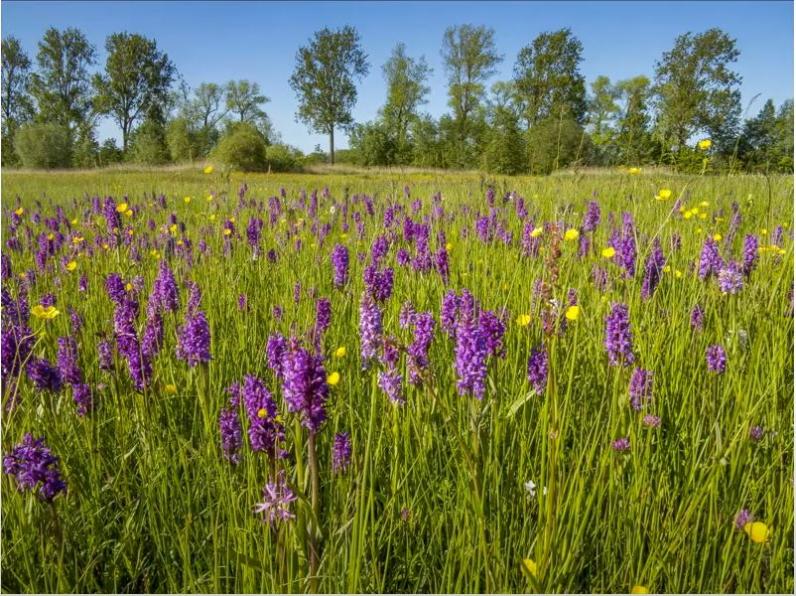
[
  {"xmin": 734, "ymin": 509, "xmax": 753, "ymax": 530},
  {"xmin": 407, "ymin": 312, "xmax": 435, "ymax": 385},
  {"xmin": 583, "ymin": 201, "xmax": 601, "ymax": 232},
  {"xmin": 98, "ymin": 340, "xmax": 114, "ymax": 371},
  {"xmin": 611, "ymin": 437, "xmax": 631, "ymax": 452},
  {"xmin": 219, "ymin": 407, "xmax": 243, "ymax": 464},
  {"xmin": 176, "ymin": 310, "xmax": 211, "ymax": 367},
  {"xmin": 242, "ymin": 375, "xmax": 284, "ymax": 455},
  {"xmin": 742, "ymin": 234, "xmax": 758, "ymax": 277},
  {"xmin": 152, "ymin": 260, "xmax": 179, "ymax": 313},
  {"xmin": 718, "ymin": 261, "xmax": 743, "ymax": 295},
  {"xmin": 2, "ymin": 434, "xmax": 66, "ymax": 502},
  {"xmin": 690, "ymin": 305, "xmax": 704, "ymax": 331},
  {"xmin": 749, "ymin": 425, "xmax": 764, "ymax": 442},
  {"xmin": 27, "ymin": 357, "xmax": 62, "ymax": 392},
  {"xmin": 282, "ymin": 343, "xmax": 329, "ymax": 433},
  {"xmin": 642, "ymin": 414, "xmax": 661, "ymax": 428},
  {"xmin": 628, "ymin": 368, "xmax": 653, "ymax": 411},
  {"xmin": 440, "ymin": 290, "xmax": 460, "ymax": 338},
  {"xmin": 527, "ymin": 347, "xmax": 548, "ymax": 395},
  {"xmin": 332, "ymin": 432, "xmax": 352, "ymax": 473},
  {"xmin": 254, "ymin": 471, "xmax": 297, "ymax": 526},
  {"xmin": 454, "ymin": 305, "xmax": 489, "ymax": 400},
  {"xmin": 706, "ymin": 344, "xmax": 726, "ymax": 374},
  {"xmin": 266, "ymin": 334, "xmax": 288, "ymax": 380},
  {"xmin": 641, "ymin": 238, "xmax": 666, "ymax": 300},
  {"xmin": 359, "ymin": 292, "xmax": 382, "ymax": 366},
  {"xmin": 331, "ymin": 244, "xmax": 350, "ymax": 288},
  {"xmin": 56, "ymin": 337, "xmax": 82, "ymax": 385},
  {"xmin": 72, "ymin": 383, "xmax": 93, "ymax": 416},
  {"xmin": 378, "ymin": 369, "xmax": 405, "ymax": 405},
  {"xmin": 604, "ymin": 303, "xmax": 634, "ymax": 366},
  {"xmin": 698, "ymin": 238, "xmax": 723, "ymax": 281}
]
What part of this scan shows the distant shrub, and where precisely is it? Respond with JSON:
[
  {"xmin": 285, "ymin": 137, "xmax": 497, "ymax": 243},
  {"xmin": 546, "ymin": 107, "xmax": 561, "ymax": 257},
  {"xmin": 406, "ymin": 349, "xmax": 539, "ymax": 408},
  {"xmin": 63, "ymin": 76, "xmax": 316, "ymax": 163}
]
[
  {"xmin": 212, "ymin": 122, "xmax": 267, "ymax": 171},
  {"xmin": 265, "ymin": 144, "xmax": 303, "ymax": 172},
  {"xmin": 166, "ymin": 117, "xmax": 200, "ymax": 163},
  {"xmin": 13, "ymin": 123, "xmax": 72, "ymax": 169},
  {"xmin": 128, "ymin": 118, "xmax": 170, "ymax": 165},
  {"xmin": 526, "ymin": 116, "xmax": 592, "ymax": 174},
  {"xmin": 98, "ymin": 139, "xmax": 124, "ymax": 167}
]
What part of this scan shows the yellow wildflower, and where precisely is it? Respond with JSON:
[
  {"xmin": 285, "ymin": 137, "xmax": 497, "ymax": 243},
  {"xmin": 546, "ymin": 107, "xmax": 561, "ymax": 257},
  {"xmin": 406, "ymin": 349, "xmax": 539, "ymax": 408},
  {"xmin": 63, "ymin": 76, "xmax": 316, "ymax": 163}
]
[
  {"xmin": 564, "ymin": 228, "xmax": 579, "ymax": 241},
  {"xmin": 698, "ymin": 139, "xmax": 712, "ymax": 150},
  {"xmin": 530, "ymin": 227, "xmax": 543, "ymax": 238},
  {"xmin": 327, "ymin": 372, "xmax": 341, "ymax": 386},
  {"xmin": 712, "ymin": 233, "xmax": 722, "ymax": 242},
  {"xmin": 203, "ymin": 165, "xmax": 214, "ymax": 174},
  {"xmin": 334, "ymin": 346, "xmax": 346, "ymax": 358},
  {"xmin": 257, "ymin": 408, "xmax": 268, "ymax": 419},
  {"xmin": 521, "ymin": 558, "xmax": 537, "ymax": 578},
  {"xmin": 565, "ymin": 305, "xmax": 580, "ymax": 321},
  {"xmin": 184, "ymin": 196, "xmax": 192, "ymax": 204},
  {"xmin": 601, "ymin": 247, "xmax": 616, "ymax": 259},
  {"xmin": 14, "ymin": 207, "xmax": 24, "ymax": 216},
  {"xmin": 65, "ymin": 260, "xmax": 77, "ymax": 272},
  {"xmin": 223, "ymin": 229, "xmax": 232, "ymax": 236},
  {"xmin": 446, "ymin": 242, "xmax": 453, "ymax": 252},
  {"xmin": 744, "ymin": 521, "xmax": 769, "ymax": 544},
  {"xmin": 116, "ymin": 202, "xmax": 128, "ymax": 213},
  {"xmin": 31, "ymin": 305, "xmax": 60, "ymax": 320},
  {"xmin": 516, "ymin": 314, "xmax": 531, "ymax": 327},
  {"xmin": 628, "ymin": 167, "xmax": 641, "ymax": 175},
  {"xmin": 657, "ymin": 188, "xmax": 672, "ymax": 200}
]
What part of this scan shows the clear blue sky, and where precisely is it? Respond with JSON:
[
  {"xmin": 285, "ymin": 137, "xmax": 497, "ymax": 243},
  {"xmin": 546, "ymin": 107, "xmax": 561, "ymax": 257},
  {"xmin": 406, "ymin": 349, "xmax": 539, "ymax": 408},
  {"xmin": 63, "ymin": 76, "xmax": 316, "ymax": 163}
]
[{"xmin": 2, "ymin": 0, "xmax": 793, "ymax": 152}]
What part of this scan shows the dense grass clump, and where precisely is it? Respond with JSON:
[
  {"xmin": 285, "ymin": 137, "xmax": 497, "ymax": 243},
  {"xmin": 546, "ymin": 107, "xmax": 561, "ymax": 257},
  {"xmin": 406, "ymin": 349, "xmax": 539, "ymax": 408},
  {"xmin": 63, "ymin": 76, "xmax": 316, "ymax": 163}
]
[{"xmin": 1, "ymin": 169, "xmax": 793, "ymax": 593}]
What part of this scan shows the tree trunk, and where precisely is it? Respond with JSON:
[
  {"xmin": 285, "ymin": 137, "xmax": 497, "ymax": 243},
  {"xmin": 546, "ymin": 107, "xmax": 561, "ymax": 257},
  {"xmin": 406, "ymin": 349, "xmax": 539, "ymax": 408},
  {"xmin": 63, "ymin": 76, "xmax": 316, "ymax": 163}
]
[{"xmin": 329, "ymin": 126, "xmax": 335, "ymax": 165}]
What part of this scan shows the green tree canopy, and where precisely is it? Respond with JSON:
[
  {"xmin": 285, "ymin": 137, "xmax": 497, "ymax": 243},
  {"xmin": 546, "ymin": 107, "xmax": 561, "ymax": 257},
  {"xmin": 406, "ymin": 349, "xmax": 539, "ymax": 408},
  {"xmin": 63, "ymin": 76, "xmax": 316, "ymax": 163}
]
[
  {"xmin": 28, "ymin": 27, "xmax": 95, "ymax": 131},
  {"xmin": 289, "ymin": 26, "xmax": 369, "ymax": 164},
  {"xmin": 513, "ymin": 28, "xmax": 587, "ymax": 128},
  {"xmin": 93, "ymin": 32, "xmax": 176, "ymax": 152}
]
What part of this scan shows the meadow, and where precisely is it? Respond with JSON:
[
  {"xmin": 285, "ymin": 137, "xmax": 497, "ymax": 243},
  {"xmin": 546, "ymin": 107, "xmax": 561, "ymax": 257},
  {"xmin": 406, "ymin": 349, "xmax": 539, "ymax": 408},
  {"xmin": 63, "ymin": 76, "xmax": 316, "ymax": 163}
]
[{"xmin": 0, "ymin": 168, "xmax": 793, "ymax": 594}]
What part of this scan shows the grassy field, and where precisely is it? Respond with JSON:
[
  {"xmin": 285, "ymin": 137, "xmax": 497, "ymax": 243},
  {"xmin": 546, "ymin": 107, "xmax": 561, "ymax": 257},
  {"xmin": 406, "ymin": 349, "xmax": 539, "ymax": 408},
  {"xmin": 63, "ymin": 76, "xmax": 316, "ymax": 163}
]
[{"xmin": 1, "ymin": 168, "xmax": 793, "ymax": 593}]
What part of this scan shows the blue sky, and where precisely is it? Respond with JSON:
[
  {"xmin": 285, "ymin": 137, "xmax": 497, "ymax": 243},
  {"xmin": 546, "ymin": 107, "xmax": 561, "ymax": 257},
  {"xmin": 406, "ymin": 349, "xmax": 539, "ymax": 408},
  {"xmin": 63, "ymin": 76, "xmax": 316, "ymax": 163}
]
[{"xmin": 3, "ymin": 0, "xmax": 793, "ymax": 152}]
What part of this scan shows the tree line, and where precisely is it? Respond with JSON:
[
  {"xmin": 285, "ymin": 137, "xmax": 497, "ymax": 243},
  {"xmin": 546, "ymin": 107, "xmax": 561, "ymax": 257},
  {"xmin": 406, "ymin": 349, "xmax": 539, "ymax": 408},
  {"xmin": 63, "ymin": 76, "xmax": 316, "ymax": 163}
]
[{"xmin": 1, "ymin": 25, "xmax": 792, "ymax": 174}]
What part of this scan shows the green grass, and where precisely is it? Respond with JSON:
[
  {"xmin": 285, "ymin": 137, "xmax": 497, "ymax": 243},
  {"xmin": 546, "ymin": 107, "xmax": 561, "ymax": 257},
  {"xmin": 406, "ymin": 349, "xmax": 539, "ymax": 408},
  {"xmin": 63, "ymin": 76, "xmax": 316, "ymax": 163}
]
[{"xmin": 1, "ymin": 168, "xmax": 793, "ymax": 593}]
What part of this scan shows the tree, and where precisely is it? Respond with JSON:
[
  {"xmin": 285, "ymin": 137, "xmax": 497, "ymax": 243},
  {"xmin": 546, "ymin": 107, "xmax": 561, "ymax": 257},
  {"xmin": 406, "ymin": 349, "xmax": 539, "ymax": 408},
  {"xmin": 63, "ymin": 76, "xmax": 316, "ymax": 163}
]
[
  {"xmin": 381, "ymin": 43, "xmax": 431, "ymax": 162},
  {"xmin": 483, "ymin": 82, "xmax": 526, "ymax": 175},
  {"xmin": 92, "ymin": 32, "xmax": 176, "ymax": 152},
  {"xmin": 2, "ymin": 36, "xmax": 34, "ymax": 165},
  {"xmin": 30, "ymin": 27, "xmax": 95, "ymax": 134},
  {"xmin": 28, "ymin": 27, "xmax": 95, "ymax": 131},
  {"xmin": 166, "ymin": 117, "xmax": 200, "ymax": 163},
  {"xmin": 192, "ymin": 82, "xmax": 227, "ymax": 129},
  {"xmin": 289, "ymin": 26, "xmax": 369, "ymax": 164},
  {"xmin": 127, "ymin": 113, "xmax": 170, "ymax": 165},
  {"xmin": 349, "ymin": 120, "xmax": 396, "ymax": 166},
  {"xmin": 13, "ymin": 122, "xmax": 72, "ymax": 168},
  {"xmin": 212, "ymin": 121, "xmax": 267, "ymax": 171},
  {"xmin": 587, "ymin": 76, "xmax": 620, "ymax": 163},
  {"xmin": 441, "ymin": 24, "xmax": 501, "ymax": 164},
  {"xmin": 653, "ymin": 28, "xmax": 741, "ymax": 153},
  {"xmin": 410, "ymin": 114, "xmax": 445, "ymax": 168},
  {"xmin": 739, "ymin": 99, "xmax": 794, "ymax": 172},
  {"xmin": 526, "ymin": 115, "xmax": 591, "ymax": 175},
  {"xmin": 513, "ymin": 29, "xmax": 587, "ymax": 128},
  {"xmin": 225, "ymin": 80, "xmax": 267, "ymax": 122},
  {"xmin": 615, "ymin": 76, "xmax": 655, "ymax": 165},
  {"xmin": 2, "ymin": 37, "xmax": 34, "ymax": 128}
]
